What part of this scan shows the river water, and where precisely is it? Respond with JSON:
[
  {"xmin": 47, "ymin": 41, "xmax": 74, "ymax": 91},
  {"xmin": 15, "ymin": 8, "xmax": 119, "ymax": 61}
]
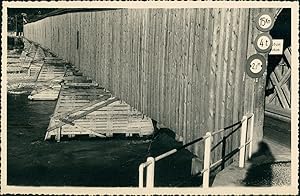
[{"xmin": 7, "ymin": 94, "xmax": 197, "ymax": 187}]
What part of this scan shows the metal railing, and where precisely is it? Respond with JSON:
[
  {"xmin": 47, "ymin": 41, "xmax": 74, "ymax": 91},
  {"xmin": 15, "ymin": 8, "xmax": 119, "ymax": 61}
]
[{"xmin": 138, "ymin": 113, "xmax": 254, "ymax": 188}]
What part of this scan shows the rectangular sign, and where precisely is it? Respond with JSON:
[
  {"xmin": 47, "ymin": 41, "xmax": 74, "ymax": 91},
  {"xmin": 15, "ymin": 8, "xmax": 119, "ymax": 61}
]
[{"xmin": 269, "ymin": 39, "xmax": 284, "ymax": 55}]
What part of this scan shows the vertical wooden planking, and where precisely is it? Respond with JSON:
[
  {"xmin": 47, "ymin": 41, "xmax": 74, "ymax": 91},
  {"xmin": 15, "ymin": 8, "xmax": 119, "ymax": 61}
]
[
  {"xmin": 222, "ymin": 8, "xmax": 235, "ymax": 166},
  {"xmin": 193, "ymin": 9, "xmax": 204, "ymax": 157},
  {"xmin": 173, "ymin": 9, "xmax": 182, "ymax": 138},
  {"xmin": 117, "ymin": 10, "xmax": 122, "ymax": 99},
  {"xmin": 226, "ymin": 8, "xmax": 239, "ymax": 163},
  {"xmin": 135, "ymin": 10, "xmax": 141, "ymax": 110},
  {"xmin": 104, "ymin": 11, "xmax": 109, "ymax": 89},
  {"xmin": 169, "ymin": 10, "xmax": 175, "ymax": 131},
  {"xmin": 23, "ymin": 8, "xmax": 275, "ymax": 165},
  {"xmin": 215, "ymin": 9, "xmax": 226, "ymax": 130},
  {"xmin": 177, "ymin": 8, "xmax": 185, "ymax": 139},
  {"xmin": 207, "ymin": 8, "xmax": 220, "ymax": 161},
  {"xmin": 127, "ymin": 10, "xmax": 132, "ymax": 107},
  {"xmin": 181, "ymin": 9, "xmax": 188, "ymax": 144},
  {"xmin": 232, "ymin": 9, "xmax": 248, "ymax": 155},
  {"xmin": 141, "ymin": 9, "xmax": 147, "ymax": 114},
  {"xmin": 186, "ymin": 8, "xmax": 195, "ymax": 150},
  {"xmin": 212, "ymin": 8, "xmax": 226, "ymax": 162},
  {"xmin": 200, "ymin": 9, "xmax": 211, "ymax": 156},
  {"xmin": 77, "ymin": 12, "xmax": 81, "ymax": 71},
  {"xmin": 138, "ymin": 9, "xmax": 143, "ymax": 113},
  {"xmin": 130, "ymin": 9, "xmax": 134, "ymax": 108},
  {"xmin": 90, "ymin": 11, "xmax": 96, "ymax": 81},
  {"xmin": 243, "ymin": 9, "xmax": 257, "ymax": 155},
  {"xmin": 109, "ymin": 12, "xmax": 113, "ymax": 93},
  {"xmin": 70, "ymin": 13, "xmax": 75, "ymax": 65},
  {"xmin": 159, "ymin": 9, "xmax": 167, "ymax": 127},
  {"xmin": 162, "ymin": 9, "xmax": 169, "ymax": 126},
  {"xmin": 102, "ymin": 11, "xmax": 107, "ymax": 89},
  {"xmin": 100, "ymin": 11, "xmax": 105, "ymax": 86},
  {"xmin": 134, "ymin": 10, "xmax": 138, "ymax": 110},
  {"xmin": 95, "ymin": 11, "xmax": 100, "ymax": 85},
  {"xmin": 111, "ymin": 10, "xmax": 115, "ymax": 96},
  {"xmin": 148, "ymin": 9, "xmax": 153, "ymax": 118},
  {"xmin": 119, "ymin": 9, "xmax": 124, "ymax": 100},
  {"xmin": 152, "ymin": 9, "xmax": 158, "ymax": 121}
]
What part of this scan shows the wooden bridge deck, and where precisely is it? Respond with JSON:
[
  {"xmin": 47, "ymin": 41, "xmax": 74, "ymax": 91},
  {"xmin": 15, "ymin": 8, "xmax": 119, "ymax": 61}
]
[
  {"xmin": 28, "ymin": 59, "xmax": 65, "ymax": 101},
  {"xmin": 7, "ymin": 40, "xmax": 42, "ymax": 83},
  {"xmin": 45, "ymin": 68, "xmax": 154, "ymax": 141}
]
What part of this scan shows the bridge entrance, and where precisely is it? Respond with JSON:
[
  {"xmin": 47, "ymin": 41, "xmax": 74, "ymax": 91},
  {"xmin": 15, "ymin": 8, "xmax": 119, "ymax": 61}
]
[{"xmin": 264, "ymin": 8, "xmax": 291, "ymax": 149}]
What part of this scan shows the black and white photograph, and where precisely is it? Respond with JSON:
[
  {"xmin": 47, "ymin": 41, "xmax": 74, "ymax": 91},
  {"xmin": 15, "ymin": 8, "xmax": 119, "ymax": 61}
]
[{"xmin": 1, "ymin": 1, "xmax": 299, "ymax": 195}]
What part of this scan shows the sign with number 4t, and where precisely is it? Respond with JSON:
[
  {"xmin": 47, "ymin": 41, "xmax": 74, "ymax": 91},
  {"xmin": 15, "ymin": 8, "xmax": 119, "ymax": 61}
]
[
  {"xmin": 245, "ymin": 54, "xmax": 266, "ymax": 78},
  {"xmin": 254, "ymin": 33, "xmax": 273, "ymax": 53},
  {"xmin": 256, "ymin": 12, "xmax": 275, "ymax": 32}
]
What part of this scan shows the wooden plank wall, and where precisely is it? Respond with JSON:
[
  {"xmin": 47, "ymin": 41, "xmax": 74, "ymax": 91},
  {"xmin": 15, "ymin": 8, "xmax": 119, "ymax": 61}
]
[{"xmin": 24, "ymin": 8, "xmax": 279, "ymax": 163}]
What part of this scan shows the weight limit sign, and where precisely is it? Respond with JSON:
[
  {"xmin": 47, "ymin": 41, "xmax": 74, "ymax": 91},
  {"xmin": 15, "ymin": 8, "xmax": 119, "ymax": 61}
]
[
  {"xmin": 245, "ymin": 54, "xmax": 266, "ymax": 78},
  {"xmin": 254, "ymin": 33, "xmax": 273, "ymax": 53},
  {"xmin": 255, "ymin": 12, "xmax": 275, "ymax": 32}
]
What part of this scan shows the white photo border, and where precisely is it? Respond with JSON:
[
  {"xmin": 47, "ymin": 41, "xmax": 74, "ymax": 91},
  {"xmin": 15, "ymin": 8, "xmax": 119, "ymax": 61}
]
[{"xmin": 1, "ymin": 1, "xmax": 299, "ymax": 195}]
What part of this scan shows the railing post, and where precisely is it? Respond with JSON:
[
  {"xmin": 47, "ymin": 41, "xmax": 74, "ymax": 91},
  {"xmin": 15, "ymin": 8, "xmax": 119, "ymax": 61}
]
[
  {"xmin": 248, "ymin": 113, "xmax": 254, "ymax": 159},
  {"xmin": 146, "ymin": 157, "xmax": 155, "ymax": 188},
  {"xmin": 56, "ymin": 127, "xmax": 61, "ymax": 142},
  {"xmin": 138, "ymin": 163, "xmax": 144, "ymax": 188},
  {"xmin": 203, "ymin": 132, "xmax": 212, "ymax": 188},
  {"xmin": 239, "ymin": 115, "xmax": 248, "ymax": 168}
]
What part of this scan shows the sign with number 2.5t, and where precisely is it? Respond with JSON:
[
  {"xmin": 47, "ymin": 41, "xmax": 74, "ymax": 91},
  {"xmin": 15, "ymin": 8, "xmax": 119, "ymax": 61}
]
[{"xmin": 245, "ymin": 54, "xmax": 266, "ymax": 78}]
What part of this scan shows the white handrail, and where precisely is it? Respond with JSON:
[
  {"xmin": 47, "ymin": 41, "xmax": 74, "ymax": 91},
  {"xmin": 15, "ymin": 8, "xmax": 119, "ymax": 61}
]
[
  {"xmin": 146, "ymin": 157, "xmax": 155, "ymax": 187},
  {"xmin": 248, "ymin": 113, "xmax": 254, "ymax": 159},
  {"xmin": 203, "ymin": 132, "xmax": 212, "ymax": 188},
  {"xmin": 138, "ymin": 113, "xmax": 254, "ymax": 188},
  {"xmin": 239, "ymin": 115, "xmax": 248, "ymax": 168}
]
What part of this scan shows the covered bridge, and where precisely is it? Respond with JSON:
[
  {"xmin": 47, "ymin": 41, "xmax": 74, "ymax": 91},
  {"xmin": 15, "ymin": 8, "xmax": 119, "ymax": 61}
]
[{"xmin": 23, "ymin": 7, "xmax": 284, "ymax": 172}]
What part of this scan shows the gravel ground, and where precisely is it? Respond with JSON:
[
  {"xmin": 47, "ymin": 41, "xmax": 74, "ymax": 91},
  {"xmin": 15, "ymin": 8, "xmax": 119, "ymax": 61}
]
[{"xmin": 242, "ymin": 161, "xmax": 291, "ymax": 186}]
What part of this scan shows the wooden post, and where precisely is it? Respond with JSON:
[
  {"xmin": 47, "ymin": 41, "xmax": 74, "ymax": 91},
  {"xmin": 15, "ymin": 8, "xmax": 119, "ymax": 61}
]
[
  {"xmin": 248, "ymin": 113, "xmax": 254, "ymax": 159},
  {"xmin": 239, "ymin": 115, "xmax": 248, "ymax": 168},
  {"xmin": 57, "ymin": 127, "xmax": 61, "ymax": 142},
  {"xmin": 146, "ymin": 157, "xmax": 155, "ymax": 188},
  {"xmin": 203, "ymin": 132, "xmax": 212, "ymax": 188}
]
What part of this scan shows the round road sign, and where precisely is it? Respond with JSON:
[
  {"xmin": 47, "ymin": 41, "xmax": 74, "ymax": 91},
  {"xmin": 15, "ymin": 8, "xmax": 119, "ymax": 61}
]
[
  {"xmin": 256, "ymin": 12, "xmax": 275, "ymax": 32},
  {"xmin": 245, "ymin": 54, "xmax": 266, "ymax": 78},
  {"xmin": 254, "ymin": 33, "xmax": 273, "ymax": 53}
]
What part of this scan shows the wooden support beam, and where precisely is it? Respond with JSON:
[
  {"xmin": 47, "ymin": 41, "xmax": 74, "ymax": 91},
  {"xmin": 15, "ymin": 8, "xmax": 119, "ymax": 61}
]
[
  {"xmin": 267, "ymin": 68, "xmax": 291, "ymax": 104},
  {"xmin": 47, "ymin": 97, "xmax": 118, "ymax": 132},
  {"xmin": 64, "ymin": 82, "xmax": 99, "ymax": 87},
  {"xmin": 70, "ymin": 97, "xmax": 118, "ymax": 120},
  {"xmin": 265, "ymin": 110, "xmax": 291, "ymax": 123},
  {"xmin": 52, "ymin": 94, "xmax": 111, "ymax": 119},
  {"xmin": 66, "ymin": 120, "xmax": 107, "ymax": 138},
  {"xmin": 284, "ymin": 47, "xmax": 291, "ymax": 67},
  {"xmin": 269, "ymin": 73, "xmax": 290, "ymax": 108},
  {"xmin": 265, "ymin": 104, "xmax": 291, "ymax": 118}
]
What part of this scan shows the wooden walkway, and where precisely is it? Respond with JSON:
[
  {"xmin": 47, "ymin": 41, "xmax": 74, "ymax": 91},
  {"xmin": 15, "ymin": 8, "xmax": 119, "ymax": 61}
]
[
  {"xmin": 28, "ymin": 57, "xmax": 65, "ymax": 101},
  {"xmin": 7, "ymin": 39, "xmax": 61, "ymax": 86},
  {"xmin": 7, "ymin": 40, "xmax": 41, "ymax": 83},
  {"xmin": 45, "ymin": 68, "xmax": 154, "ymax": 141}
]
